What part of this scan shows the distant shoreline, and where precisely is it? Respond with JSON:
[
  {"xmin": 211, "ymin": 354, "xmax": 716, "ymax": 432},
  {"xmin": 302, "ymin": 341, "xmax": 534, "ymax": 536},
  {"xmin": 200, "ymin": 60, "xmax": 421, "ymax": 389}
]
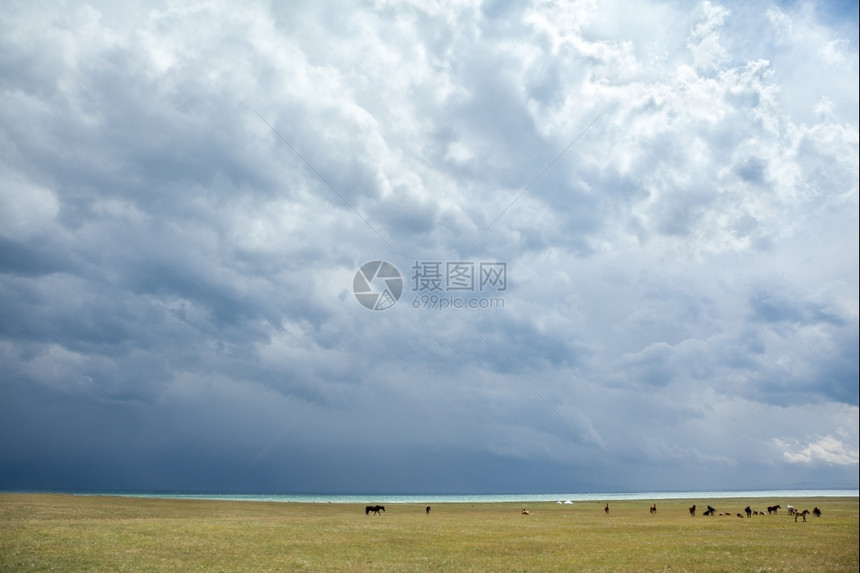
[{"xmin": 4, "ymin": 489, "xmax": 856, "ymax": 504}]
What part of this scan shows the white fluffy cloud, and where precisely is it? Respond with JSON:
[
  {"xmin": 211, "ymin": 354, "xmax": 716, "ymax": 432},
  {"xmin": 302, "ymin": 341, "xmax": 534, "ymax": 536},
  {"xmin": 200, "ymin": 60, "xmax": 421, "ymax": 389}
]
[{"xmin": 776, "ymin": 432, "xmax": 860, "ymax": 466}]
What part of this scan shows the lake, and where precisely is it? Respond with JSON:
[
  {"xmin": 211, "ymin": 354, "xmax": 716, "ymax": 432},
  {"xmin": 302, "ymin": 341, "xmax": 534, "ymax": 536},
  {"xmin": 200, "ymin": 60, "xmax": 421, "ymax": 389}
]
[{"xmin": 71, "ymin": 489, "xmax": 858, "ymax": 504}]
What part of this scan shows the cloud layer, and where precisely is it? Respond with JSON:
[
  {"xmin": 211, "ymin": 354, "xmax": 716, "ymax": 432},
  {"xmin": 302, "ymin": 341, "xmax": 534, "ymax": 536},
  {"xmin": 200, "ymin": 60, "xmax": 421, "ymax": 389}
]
[{"xmin": 1, "ymin": 0, "xmax": 857, "ymax": 493}]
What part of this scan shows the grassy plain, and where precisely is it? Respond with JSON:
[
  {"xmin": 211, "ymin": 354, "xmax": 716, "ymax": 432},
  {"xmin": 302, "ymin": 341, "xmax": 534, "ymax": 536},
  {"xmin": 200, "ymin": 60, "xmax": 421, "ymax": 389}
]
[{"xmin": 1, "ymin": 493, "xmax": 857, "ymax": 572}]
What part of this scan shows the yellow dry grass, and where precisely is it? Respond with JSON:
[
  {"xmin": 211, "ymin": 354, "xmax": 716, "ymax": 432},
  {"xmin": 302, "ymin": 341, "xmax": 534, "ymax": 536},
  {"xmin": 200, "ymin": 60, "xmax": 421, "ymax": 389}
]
[{"xmin": 1, "ymin": 493, "xmax": 857, "ymax": 572}]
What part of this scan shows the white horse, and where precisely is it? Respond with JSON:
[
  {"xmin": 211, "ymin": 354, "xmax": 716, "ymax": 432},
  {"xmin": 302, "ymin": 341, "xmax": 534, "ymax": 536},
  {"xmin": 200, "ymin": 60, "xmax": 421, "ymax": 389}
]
[{"xmin": 787, "ymin": 505, "xmax": 795, "ymax": 516}]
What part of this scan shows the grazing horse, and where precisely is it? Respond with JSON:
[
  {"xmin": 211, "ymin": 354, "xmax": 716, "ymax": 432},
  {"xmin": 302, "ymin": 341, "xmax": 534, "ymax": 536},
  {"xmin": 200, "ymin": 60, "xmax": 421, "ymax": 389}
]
[
  {"xmin": 425, "ymin": 506, "xmax": 431, "ymax": 515},
  {"xmin": 794, "ymin": 509, "xmax": 810, "ymax": 522},
  {"xmin": 812, "ymin": 507, "xmax": 821, "ymax": 518},
  {"xmin": 650, "ymin": 504, "xmax": 657, "ymax": 514},
  {"xmin": 703, "ymin": 505, "xmax": 716, "ymax": 516},
  {"xmin": 365, "ymin": 505, "xmax": 385, "ymax": 516},
  {"xmin": 744, "ymin": 506, "xmax": 752, "ymax": 518},
  {"xmin": 767, "ymin": 505, "xmax": 781, "ymax": 515},
  {"xmin": 689, "ymin": 504, "xmax": 696, "ymax": 516}
]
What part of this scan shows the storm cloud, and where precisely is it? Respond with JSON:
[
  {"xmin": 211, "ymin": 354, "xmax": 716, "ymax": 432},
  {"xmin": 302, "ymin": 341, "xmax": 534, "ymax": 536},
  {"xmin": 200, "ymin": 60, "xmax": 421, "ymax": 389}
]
[{"xmin": 1, "ymin": 0, "xmax": 857, "ymax": 494}]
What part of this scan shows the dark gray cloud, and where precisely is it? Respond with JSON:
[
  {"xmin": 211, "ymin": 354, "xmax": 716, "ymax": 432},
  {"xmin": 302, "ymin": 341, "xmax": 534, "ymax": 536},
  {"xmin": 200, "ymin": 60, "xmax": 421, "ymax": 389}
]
[{"xmin": 0, "ymin": 0, "xmax": 857, "ymax": 494}]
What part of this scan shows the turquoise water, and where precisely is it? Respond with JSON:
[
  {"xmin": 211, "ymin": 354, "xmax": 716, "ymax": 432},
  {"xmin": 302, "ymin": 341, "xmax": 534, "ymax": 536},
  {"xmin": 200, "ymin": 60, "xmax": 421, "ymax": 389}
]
[{"xmin": 76, "ymin": 489, "xmax": 858, "ymax": 504}]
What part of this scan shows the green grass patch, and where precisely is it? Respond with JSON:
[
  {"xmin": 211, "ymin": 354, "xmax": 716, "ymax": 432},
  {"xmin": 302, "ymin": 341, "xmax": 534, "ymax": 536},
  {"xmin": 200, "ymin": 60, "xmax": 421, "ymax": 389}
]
[{"xmin": 1, "ymin": 494, "xmax": 857, "ymax": 571}]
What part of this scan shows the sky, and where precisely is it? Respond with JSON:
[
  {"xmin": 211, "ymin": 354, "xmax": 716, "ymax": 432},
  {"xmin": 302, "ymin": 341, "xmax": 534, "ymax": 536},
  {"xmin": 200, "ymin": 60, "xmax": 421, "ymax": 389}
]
[{"xmin": 1, "ymin": 0, "xmax": 858, "ymax": 495}]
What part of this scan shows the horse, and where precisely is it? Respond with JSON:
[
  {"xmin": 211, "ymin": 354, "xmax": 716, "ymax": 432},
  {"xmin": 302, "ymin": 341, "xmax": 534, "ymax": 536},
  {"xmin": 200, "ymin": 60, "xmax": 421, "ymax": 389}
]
[
  {"xmin": 812, "ymin": 507, "xmax": 821, "ymax": 518},
  {"xmin": 521, "ymin": 509, "xmax": 530, "ymax": 515},
  {"xmin": 703, "ymin": 505, "xmax": 716, "ymax": 516},
  {"xmin": 787, "ymin": 505, "xmax": 795, "ymax": 516},
  {"xmin": 604, "ymin": 504, "xmax": 609, "ymax": 515},
  {"xmin": 794, "ymin": 509, "xmax": 810, "ymax": 522},
  {"xmin": 689, "ymin": 504, "xmax": 696, "ymax": 516},
  {"xmin": 744, "ymin": 506, "xmax": 752, "ymax": 518},
  {"xmin": 425, "ymin": 506, "xmax": 431, "ymax": 515},
  {"xmin": 365, "ymin": 505, "xmax": 385, "ymax": 516},
  {"xmin": 767, "ymin": 505, "xmax": 781, "ymax": 515},
  {"xmin": 649, "ymin": 504, "xmax": 657, "ymax": 514},
  {"xmin": 736, "ymin": 513, "xmax": 744, "ymax": 518}
]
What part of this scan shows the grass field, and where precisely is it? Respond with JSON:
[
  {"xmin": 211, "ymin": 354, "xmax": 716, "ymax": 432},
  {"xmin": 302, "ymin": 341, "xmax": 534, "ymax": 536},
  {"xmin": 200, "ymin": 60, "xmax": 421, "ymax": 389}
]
[{"xmin": 1, "ymin": 493, "xmax": 857, "ymax": 572}]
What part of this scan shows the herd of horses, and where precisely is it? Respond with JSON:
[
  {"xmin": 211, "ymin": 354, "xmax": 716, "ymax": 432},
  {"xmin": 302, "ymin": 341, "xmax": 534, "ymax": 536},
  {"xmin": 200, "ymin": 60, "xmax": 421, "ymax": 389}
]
[
  {"xmin": 687, "ymin": 503, "xmax": 821, "ymax": 521},
  {"xmin": 365, "ymin": 503, "xmax": 822, "ymax": 521}
]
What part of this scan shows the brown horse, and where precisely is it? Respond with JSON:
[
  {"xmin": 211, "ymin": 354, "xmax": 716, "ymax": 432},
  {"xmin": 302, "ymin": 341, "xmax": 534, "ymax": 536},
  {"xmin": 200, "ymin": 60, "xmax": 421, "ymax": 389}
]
[
  {"xmin": 767, "ymin": 505, "xmax": 781, "ymax": 515},
  {"xmin": 365, "ymin": 505, "xmax": 385, "ymax": 516},
  {"xmin": 794, "ymin": 509, "xmax": 810, "ymax": 522},
  {"xmin": 649, "ymin": 504, "xmax": 657, "ymax": 514},
  {"xmin": 689, "ymin": 504, "xmax": 696, "ymax": 516},
  {"xmin": 812, "ymin": 507, "xmax": 821, "ymax": 517}
]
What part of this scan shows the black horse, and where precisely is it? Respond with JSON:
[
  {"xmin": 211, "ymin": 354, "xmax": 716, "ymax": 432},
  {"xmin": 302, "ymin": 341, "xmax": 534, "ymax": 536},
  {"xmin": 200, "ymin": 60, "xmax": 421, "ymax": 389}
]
[
  {"xmin": 703, "ymin": 505, "xmax": 716, "ymax": 516},
  {"xmin": 365, "ymin": 505, "xmax": 385, "ymax": 516},
  {"xmin": 744, "ymin": 505, "xmax": 752, "ymax": 518}
]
